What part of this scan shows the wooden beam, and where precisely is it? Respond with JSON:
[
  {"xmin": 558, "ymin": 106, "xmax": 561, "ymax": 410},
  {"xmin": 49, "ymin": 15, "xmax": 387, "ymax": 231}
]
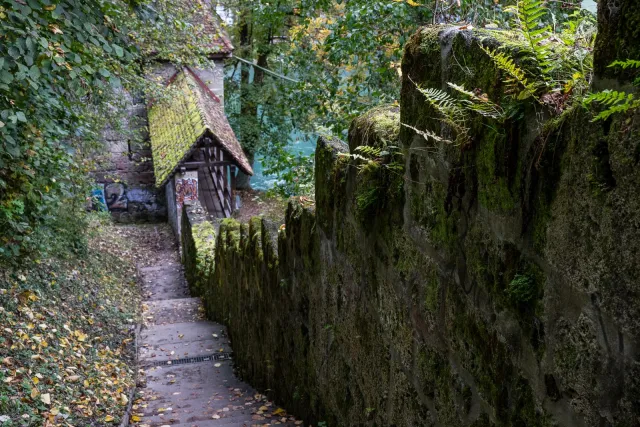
[
  {"xmin": 181, "ymin": 161, "xmax": 232, "ymax": 168},
  {"xmin": 230, "ymin": 165, "xmax": 237, "ymax": 211}
]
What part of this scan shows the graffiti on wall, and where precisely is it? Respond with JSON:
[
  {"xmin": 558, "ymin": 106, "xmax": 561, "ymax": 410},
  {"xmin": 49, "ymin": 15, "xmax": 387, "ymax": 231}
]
[
  {"xmin": 175, "ymin": 173, "xmax": 198, "ymax": 211},
  {"xmin": 104, "ymin": 183, "xmax": 128, "ymax": 210}
]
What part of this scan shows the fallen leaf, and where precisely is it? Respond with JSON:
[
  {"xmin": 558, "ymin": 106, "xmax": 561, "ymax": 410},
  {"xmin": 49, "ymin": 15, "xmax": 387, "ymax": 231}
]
[
  {"xmin": 40, "ymin": 393, "xmax": 51, "ymax": 405},
  {"xmin": 105, "ymin": 414, "xmax": 114, "ymax": 422}
]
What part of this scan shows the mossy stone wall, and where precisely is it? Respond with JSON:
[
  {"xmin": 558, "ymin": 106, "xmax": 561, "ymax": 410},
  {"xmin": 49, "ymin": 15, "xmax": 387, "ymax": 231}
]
[{"xmin": 181, "ymin": 27, "xmax": 640, "ymax": 426}]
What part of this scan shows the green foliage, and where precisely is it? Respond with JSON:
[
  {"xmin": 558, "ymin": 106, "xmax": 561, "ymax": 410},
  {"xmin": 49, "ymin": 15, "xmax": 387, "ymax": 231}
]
[
  {"xmin": 448, "ymin": 83, "xmax": 505, "ymax": 121},
  {"xmin": 0, "ymin": 0, "xmax": 213, "ymax": 261},
  {"xmin": 0, "ymin": 0, "xmax": 139, "ymax": 260},
  {"xmin": 413, "ymin": 85, "xmax": 470, "ymax": 143},
  {"xmin": 504, "ymin": 0, "xmax": 552, "ymax": 74},
  {"xmin": 583, "ymin": 90, "xmax": 640, "ymax": 122},
  {"xmin": 408, "ymin": 82, "xmax": 505, "ymax": 145},
  {"xmin": 584, "ymin": 60, "xmax": 640, "ymax": 121},
  {"xmin": 609, "ymin": 59, "xmax": 640, "ymax": 70},
  {"xmin": 480, "ymin": 4, "xmax": 596, "ymax": 111},
  {"xmin": 507, "ymin": 273, "xmax": 536, "ymax": 303},
  {"xmin": 480, "ymin": 46, "xmax": 540, "ymax": 100}
]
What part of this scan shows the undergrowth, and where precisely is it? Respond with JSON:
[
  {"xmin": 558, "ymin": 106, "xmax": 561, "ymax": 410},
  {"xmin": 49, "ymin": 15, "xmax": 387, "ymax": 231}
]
[{"xmin": 0, "ymin": 214, "xmax": 148, "ymax": 426}]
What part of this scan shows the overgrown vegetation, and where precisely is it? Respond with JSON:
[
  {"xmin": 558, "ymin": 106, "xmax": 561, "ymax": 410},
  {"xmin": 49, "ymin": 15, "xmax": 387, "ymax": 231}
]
[
  {"xmin": 583, "ymin": 60, "xmax": 640, "ymax": 121},
  {"xmin": 0, "ymin": 215, "xmax": 153, "ymax": 426},
  {"xmin": 407, "ymin": 1, "xmax": 598, "ymax": 147},
  {"xmin": 0, "ymin": 0, "xmax": 226, "ymax": 262},
  {"xmin": 219, "ymin": 0, "xmax": 586, "ymax": 194}
]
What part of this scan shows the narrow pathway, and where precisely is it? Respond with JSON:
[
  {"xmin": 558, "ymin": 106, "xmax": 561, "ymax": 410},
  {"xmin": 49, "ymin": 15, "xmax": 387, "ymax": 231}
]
[{"xmin": 133, "ymin": 237, "xmax": 300, "ymax": 427}]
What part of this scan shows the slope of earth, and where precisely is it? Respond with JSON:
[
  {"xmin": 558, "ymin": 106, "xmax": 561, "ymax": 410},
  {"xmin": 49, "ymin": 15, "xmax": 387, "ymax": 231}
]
[{"xmin": 0, "ymin": 217, "xmax": 173, "ymax": 427}]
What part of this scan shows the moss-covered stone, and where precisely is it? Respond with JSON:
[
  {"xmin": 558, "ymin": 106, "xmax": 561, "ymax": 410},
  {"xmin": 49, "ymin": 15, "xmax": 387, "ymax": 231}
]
[{"xmin": 178, "ymin": 23, "xmax": 640, "ymax": 427}]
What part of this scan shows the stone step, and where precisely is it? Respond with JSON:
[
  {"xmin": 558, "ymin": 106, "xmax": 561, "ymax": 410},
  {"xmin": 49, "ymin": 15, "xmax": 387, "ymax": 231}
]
[
  {"xmin": 140, "ymin": 264, "xmax": 190, "ymax": 301},
  {"xmin": 143, "ymin": 298, "xmax": 205, "ymax": 325},
  {"xmin": 139, "ymin": 321, "xmax": 230, "ymax": 363}
]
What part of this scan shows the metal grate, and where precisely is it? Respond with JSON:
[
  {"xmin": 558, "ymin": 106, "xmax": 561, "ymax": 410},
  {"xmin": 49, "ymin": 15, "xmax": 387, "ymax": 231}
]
[{"xmin": 144, "ymin": 352, "xmax": 233, "ymax": 368}]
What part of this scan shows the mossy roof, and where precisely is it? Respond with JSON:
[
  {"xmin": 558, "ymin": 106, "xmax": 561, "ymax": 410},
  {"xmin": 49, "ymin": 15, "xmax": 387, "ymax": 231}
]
[
  {"xmin": 183, "ymin": 0, "xmax": 233, "ymax": 55},
  {"xmin": 149, "ymin": 70, "xmax": 253, "ymax": 187},
  {"xmin": 149, "ymin": 0, "xmax": 232, "ymax": 57}
]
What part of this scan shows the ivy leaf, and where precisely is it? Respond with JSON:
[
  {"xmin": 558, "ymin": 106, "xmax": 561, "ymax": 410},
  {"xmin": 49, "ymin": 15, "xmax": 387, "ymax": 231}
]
[
  {"xmin": 0, "ymin": 71, "xmax": 13, "ymax": 84},
  {"xmin": 29, "ymin": 65, "xmax": 41, "ymax": 80},
  {"xmin": 8, "ymin": 46, "xmax": 20, "ymax": 59},
  {"xmin": 99, "ymin": 68, "xmax": 110, "ymax": 77},
  {"xmin": 16, "ymin": 112, "xmax": 27, "ymax": 122},
  {"xmin": 113, "ymin": 44, "xmax": 124, "ymax": 57}
]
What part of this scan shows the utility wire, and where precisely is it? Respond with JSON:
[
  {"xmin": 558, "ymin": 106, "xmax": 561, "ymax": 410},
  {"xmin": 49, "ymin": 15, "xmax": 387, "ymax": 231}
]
[{"xmin": 231, "ymin": 54, "xmax": 301, "ymax": 84}]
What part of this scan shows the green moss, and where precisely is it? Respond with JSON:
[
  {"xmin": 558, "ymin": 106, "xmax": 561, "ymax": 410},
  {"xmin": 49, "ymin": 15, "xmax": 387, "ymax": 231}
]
[
  {"xmin": 410, "ymin": 177, "xmax": 459, "ymax": 253},
  {"xmin": 424, "ymin": 268, "xmax": 440, "ymax": 312},
  {"xmin": 148, "ymin": 72, "xmax": 208, "ymax": 186},
  {"xmin": 192, "ymin": 220, "xmax": 216, "ymax": 289},
  {"xmin": 507, "ymin": 273, "xmax": 536, "ymax": 303},
  {"xmin": 476, "ymin": 131, "xmax": 518, "ymax": 214},
  {"xmin": 350, "ymin": 105, "xmax": 400, "ymax": 149}
]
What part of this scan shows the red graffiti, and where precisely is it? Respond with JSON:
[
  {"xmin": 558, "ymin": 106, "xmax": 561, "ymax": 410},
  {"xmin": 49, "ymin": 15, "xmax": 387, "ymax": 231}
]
[{"xmin": 176, "ymin": 178, "xmax": 198, "ymax": 210}]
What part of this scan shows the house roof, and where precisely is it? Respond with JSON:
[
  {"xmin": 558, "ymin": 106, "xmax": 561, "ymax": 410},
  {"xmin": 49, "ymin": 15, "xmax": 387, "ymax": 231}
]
[
  {"xmin": 148, "ymin": 70, "xmax": 253, "ymax": 187},
  {"xmin": 183, "ymin": 0, "xmax": 233, "ymax": 55},
  {"xmin": 142, "ymin": 0, "xmax": 233, "ymax": 58}
]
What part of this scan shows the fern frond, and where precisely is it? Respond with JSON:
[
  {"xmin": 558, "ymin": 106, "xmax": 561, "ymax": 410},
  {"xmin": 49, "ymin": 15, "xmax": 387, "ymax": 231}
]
[
  {"xmin": 481, "ymin": 46, "xmax": 539, "ymax": 100},
  {"xmin": 447, "ymin": 83, "xmax": 505, "ymax": 121},
  {"xmin": 506, "ymin": 0, "xmax": 553, "ymax": 76},
  {"xmin": 608, "ymin": 60, "xmax": 640, "ymax": 70},
  {"xmin": 583, "ymin": 90, "xmax": 640, "ymax": 121},
  {"xmin": 402, "ymin": 123, "xmax": 454, "ymax": 144},
  {"xmin": 414, "ymin": 86, "xmax": 466, "ymax": 123},
  {"xmin": 354, "ymin": 145, "xmax": 384, "ymax": 158}
]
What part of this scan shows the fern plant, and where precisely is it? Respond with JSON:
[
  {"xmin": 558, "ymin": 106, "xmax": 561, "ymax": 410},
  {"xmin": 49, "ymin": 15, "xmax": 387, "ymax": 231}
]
[
  {"xmin": 504, "ymin": 0, "xmax": 553, "ymax": 75},
  {"xmin": 583, "ymin": 91, "xmax": 640, "ymax": 122},
  {"xmin": 448, "ymin": 83, "xmax": 505, "ymax": 121},
  {"xmin": 411, "ymin": 84, "xmax": 470, "ymax": 144},
  {"xmin": 480, "ymin": 47, "xmax": 540, "ymax": 100},
  {"xmin": 583, "ymin": 60, "xmax": 640, "ymax": 121}
]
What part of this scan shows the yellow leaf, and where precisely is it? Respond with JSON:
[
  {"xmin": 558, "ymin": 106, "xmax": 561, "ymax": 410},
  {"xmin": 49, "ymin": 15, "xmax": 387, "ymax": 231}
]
[
  {"xmin": 41, "ymin": 393, "xmax": 51, "ymax": 405},
  {"xmin": 31, "ymin": 388, "xmax": 40, "ymax": 399},
  {"xmin": 105, "ymin": 415, "xmax": 114, "ymax": 422},
  {"xmin": 273, "ymin": 408, "xmax": 286, "ymax": 416},
  {"xmin": 44, "ymin": 4, "xmax": 56, "ymax": 10},
  {"xmin": 32, "ymin": 377, "xmax": 39, "ymax": 384},
  {"xmin": 131, "ymin": 415, "xmax": 141, "ymax": 421}
]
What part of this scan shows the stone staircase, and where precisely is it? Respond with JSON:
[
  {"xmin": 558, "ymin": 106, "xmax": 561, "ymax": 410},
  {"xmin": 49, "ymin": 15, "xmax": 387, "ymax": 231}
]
[{"xmin": 134, "ymin": 260, "xmax": 300, "ymax": 427}]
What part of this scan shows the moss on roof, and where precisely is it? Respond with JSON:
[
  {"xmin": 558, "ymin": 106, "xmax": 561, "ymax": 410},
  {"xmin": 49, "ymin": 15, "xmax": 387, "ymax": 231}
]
[{"xmin": 149, "ymin": 71, "xmax": 253, "ymax": 187}]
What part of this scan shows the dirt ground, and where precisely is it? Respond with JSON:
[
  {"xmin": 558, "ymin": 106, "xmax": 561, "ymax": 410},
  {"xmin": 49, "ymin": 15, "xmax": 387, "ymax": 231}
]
[{"xmin": 233, "ymin": 189, "xmax": 289, "ymax": 223}]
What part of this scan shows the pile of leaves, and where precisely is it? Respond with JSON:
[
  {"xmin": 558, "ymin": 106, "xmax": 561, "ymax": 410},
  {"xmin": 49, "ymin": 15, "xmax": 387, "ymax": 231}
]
[{"xmin": 0, "ymin": 215, "xmax": 147, "ymax": 426}]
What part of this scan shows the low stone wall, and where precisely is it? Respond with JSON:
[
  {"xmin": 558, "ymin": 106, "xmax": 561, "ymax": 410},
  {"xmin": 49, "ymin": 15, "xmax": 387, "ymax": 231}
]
[{"xmin": 181, "ymin": 27, "xmax": 640, "ymax": 426}]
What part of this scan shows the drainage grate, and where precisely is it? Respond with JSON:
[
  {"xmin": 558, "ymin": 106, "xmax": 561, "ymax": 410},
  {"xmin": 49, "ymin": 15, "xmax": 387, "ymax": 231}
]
[{"xmin": 144, "ymin": 352, "xmax": 233, "ymax": 368}]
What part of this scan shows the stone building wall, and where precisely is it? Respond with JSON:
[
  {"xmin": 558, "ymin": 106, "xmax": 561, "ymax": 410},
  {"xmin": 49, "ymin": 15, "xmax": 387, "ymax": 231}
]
[
  {"xmin": 94, "ymin": 92, "xmax": 167, "ymax": 222},
  {"xmin": 181, "ymin": 26, "xmax": 640, "ymax": 427}
]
